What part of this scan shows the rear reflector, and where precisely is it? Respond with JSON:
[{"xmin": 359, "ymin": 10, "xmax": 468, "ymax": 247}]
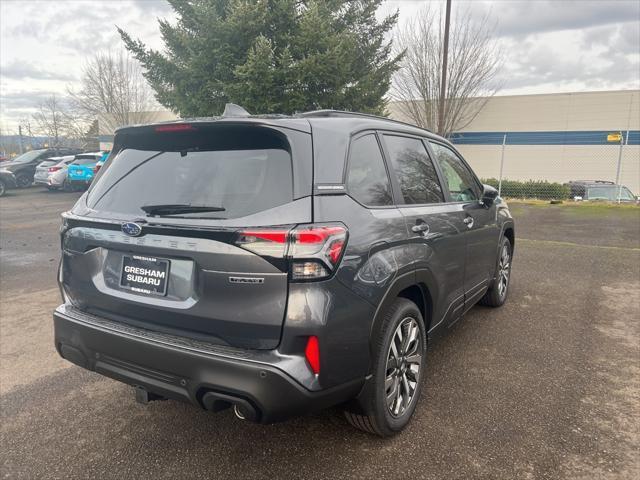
[
  {"xmin": 155, "ymin": 124, "xmax": 196, "ymax": 132},
  {"xmin": 305, "ymin": 336, "xmax": 320, "ymax": 375}
]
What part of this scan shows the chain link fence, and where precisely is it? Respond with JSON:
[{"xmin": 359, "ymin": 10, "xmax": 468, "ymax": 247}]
[{"xmin": 450, "ymin": 130, "xmax": 640, "ymax": 202}]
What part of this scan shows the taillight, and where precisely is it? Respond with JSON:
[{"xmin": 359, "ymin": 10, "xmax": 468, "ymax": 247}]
[
  {"xmin": 236, "ymin": 229, "xmax": 289, "ymax": 258},
  {"xmin": 235, "ymin": 224, "xmax": 348, "ymax": 281},
  {"xmin": 305, "ymin": 336, "xmax": 320, "ymax": 375},
  {"xmin": 155, "ymin": 123, "xmax": 196, "ymax": 132},
  {"xmin": 289, "ymin": 225, "xmax": 347, "ymax": 280},
  {"xmin": 48, "ymin": 166, "xmax": 62, "ymax": 173}
]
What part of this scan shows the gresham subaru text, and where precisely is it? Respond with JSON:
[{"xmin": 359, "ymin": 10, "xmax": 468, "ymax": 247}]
[{"xmin": 53, "ymin": 105, "xmax": 514, "ymax": 436}]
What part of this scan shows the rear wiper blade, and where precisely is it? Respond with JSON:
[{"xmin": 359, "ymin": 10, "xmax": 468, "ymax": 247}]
[{"xmin": 140, "ymin": 204, "xmax": 226, "ymax": 216}]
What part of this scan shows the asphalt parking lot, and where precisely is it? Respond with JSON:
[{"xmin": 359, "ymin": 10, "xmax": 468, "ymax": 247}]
[{"xmin": 1, "ymin": 188, "xmax": 639, "ymax": 479}]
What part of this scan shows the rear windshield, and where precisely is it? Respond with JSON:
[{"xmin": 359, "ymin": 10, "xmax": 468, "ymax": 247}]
[
  {"xmin": 588, "ymin": 186, "xmax": 635, "ymax": 201},
  {"xmin": 87, "ymin": 139, "xmax": 293, "ymax": 220},
  {"xmin": 11, "ymin": 150, "xmax": 45, "ymax": 163},
  {"xmin": 72, "ymin": 157, "xmax": 97, "ymax": 165},
  {"xmin": 38, "ymin": 160, "xmax": 58, "ymax": 168}
]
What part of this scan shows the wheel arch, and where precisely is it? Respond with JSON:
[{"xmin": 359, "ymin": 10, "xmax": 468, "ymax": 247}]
[
  {"xmin": 503, "ymin": 225, "xmax": 515, "ymax": 250},
  {"xmin": 368, "ymin": 272, "xmax": 437, "ymax": 357}
]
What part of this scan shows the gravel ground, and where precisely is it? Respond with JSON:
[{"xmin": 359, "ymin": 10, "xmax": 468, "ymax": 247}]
[{"xmin": 1, "ymin": 188, "xmax": 639, "ymax": 479}]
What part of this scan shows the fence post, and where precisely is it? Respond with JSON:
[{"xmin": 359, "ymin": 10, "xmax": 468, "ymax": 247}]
[
  {"xmin": 498, "ymin": 133, "xmax": 507, "ymax": 196},
  {"xmin": 614, "ymin": 130, "xmax": 627, "ymax": 203}
]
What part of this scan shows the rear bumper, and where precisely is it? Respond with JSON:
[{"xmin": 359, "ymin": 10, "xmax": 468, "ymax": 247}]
[
  {"xmin": 34, "ymin": 177, "xmax": 53, "ymax": 186},
  {"xmin": 53, "ymin": 304, "xmax": 363, "ymax": 423}
]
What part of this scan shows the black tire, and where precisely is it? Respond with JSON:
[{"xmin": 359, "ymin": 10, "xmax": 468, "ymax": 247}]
[
  {"xmin": 344, "ymin": 298, "xmax": 427, "ymax": 436},
  {"xmin": 0, "ymin": 180, "xmax": 6, "ymax": 197},
  {"xmin": 15, "ymin": 173, "xmax": 32, "ymax": 188},
  {"xmin": 62, "ymin": 179, "xmax": 72, "ymax": 192},
  {"xmin": 46, "ymin": 185, "xmax": 57, "ymax": 191},
  {"xmin": 480, "ymin": 236, "xmax": 512, "ymax": 307}
]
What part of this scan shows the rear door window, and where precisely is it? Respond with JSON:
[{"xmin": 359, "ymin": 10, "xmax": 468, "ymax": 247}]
[
  {"xmin": 429, "ymin": 142, "xmax": 479, "ymax": 202},
  {"xmin": 383, "ymin": 135, "xmax": 444, "ymax": 204},
  {"xmin": 346, "ymin": 134, "xmax": 393, "ymax": 207},
  {"xmin": 88, "ymin": 145, "xmax": 293, "ymax": 220}
]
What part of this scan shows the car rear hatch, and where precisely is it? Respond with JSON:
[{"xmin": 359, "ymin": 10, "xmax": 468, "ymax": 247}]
[
  {"xmin": 60, "ymin": 120, "xmax": 313, "ymax": 349},
  {"xmin": 68, "ymin": 157, "xmax": 97, "ymax": 181},
  {"xmin": 35, "ymin": 160, "xmax": 58, "ymax": 181}
]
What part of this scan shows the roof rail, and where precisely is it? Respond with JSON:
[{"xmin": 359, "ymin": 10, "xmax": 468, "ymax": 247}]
[{"xmin": 299, "ymin": 109, "xmax": 432, "ymax": 133}]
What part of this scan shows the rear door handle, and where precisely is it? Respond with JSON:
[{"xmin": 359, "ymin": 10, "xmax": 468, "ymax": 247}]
[
  {"xmin": 411, "ymin": 222, "xmax": 430, "ymax": 235},
  {"xmin": 463, "ymin": 216, "xmax": 474, "ymax": 228}
]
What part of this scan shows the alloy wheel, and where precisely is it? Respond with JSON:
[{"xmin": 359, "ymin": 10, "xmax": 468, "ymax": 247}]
[
  {"xmin": 385, "ymin": 317, "xmax": 422, "ymax": 418},
  {"xmin": 497, "ymin": 244, "xmax": 511, "ymax": 298},
  {"xmin": 16, "ymin": 175, "xmax": 31, "ymax": 188}
]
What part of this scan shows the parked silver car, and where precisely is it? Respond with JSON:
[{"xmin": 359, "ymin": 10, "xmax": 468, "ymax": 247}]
[{"xmin": 34, "ymin": 156, "xmax": 76, "ymax": 190}]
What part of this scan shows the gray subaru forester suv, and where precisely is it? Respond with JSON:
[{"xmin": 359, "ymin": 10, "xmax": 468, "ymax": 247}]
[{"xmin": 54, "ymin": 107, "xmax": 514, "ymax": 436}]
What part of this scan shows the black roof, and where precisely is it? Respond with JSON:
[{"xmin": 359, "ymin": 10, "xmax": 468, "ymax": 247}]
[
  {"xmin": 115, "ymin": 105, "xmax": 436, "ymax": 139},
  {"xmin": 568, "ymin": 180, "xmax": 616, "ymax": 186},
  {"xmin": 299, "ymin": 109, "xmax": 433, "ymax": 134}
]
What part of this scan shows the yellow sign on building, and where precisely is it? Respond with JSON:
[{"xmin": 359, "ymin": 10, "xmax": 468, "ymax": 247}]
[{"xmin": 607, "ymin": 133, "xmax": 622, "ymax": 142}]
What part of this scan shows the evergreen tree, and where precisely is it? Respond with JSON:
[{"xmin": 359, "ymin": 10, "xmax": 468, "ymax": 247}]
[{"xmin": 118, "ymin": 0, "xmax": 400, "ymax": 116}]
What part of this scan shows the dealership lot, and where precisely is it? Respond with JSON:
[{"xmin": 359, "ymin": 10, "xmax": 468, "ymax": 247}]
[{"xmin": 1, "ymin": 188, "xmax": 638, "ymax": 479}]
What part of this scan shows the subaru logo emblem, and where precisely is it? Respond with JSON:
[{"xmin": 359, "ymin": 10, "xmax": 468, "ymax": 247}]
[{"xmin": 121, "ymin": 222, "xmax": 143, "ymax": 237}]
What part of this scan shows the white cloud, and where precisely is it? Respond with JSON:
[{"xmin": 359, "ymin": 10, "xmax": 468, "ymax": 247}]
[{"xmin": 1, "ymin": 0, "xmax": 639, "ymax": 131}]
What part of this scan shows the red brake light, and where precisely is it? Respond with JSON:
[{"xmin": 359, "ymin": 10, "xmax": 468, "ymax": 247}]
[
  {"xmin": 290, "ymin": 225, "xmax": 347, "ymax": 268},
  {"xmin": 235, "ymin": 224, "xmax": 348, "ymax": 280},
  {"xmin": 294, "ymin": 226, "xmax": 345, "ymax": 245},
  {"xmin": 236, "ymin": 228, "xmax": 290, "ymax": 257},
  {"xmin": 328, "ymin": 239, "xmax": 345, "ymax": 264},
  {"xmin": 238, "ymin": 230, "xmax": 288, "ymax": 244},
  {"xmin": 48, "ymin": 166, "xmax": 62, "ymax": 173},
  {"xmin": 155, "ymin": 124, "xmax": 196, "ymax": 132},
  {"xmin": 305, "ymin": 336, "xmax": 320, "ymax": 375}
]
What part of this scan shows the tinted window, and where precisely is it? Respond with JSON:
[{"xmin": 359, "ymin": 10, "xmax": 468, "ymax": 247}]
[
  {"xmin": 384, "ymin": 135, "xmax": 443, "ymax": 204},
  {"xmin": 72, "ymin": 158, "xmax": 97, "ymax": 166},
  {"xmin": 11, "ymin": 150, "xmax": 45, "ymax": 163},
  {"xmin": 588, "ymin": 186, "xmax": 635, "ymax": 201},
  {"xmin": 38, "ymin": 160, "xmax": 57, "ymax": 168},
  {"xmin": 346, "ymin": 134, "xmax": 393, "ymax": 206},
  {"xmin": 88, "ymin": 147, "xmax": 293, "ymax": 219},
  {"xmin": 429, "ymin": 142, "xmax": 479, "ymax": 202}
]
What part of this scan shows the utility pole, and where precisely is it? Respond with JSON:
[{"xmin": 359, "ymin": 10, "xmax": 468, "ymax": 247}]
[
  {"xmin": 18, "ymin": 125, "xmax": 24, "ymax": 154},
  {"xmin": 437, "ymin": 0, "xmax": 452, "ymax": 137},
  {"xmin": 498, "ymin": 133, "xmax": 507, "ymax": 196}
]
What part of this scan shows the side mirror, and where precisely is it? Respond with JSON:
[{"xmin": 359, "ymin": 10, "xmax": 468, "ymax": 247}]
[{"xmin": 481, "ymin": 184, "xmax": 499, "ymax": 206}]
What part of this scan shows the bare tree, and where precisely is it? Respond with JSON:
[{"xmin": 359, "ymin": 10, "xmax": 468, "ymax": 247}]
[
  {"xmin": 68, "ymin": 50, "xmax": 159, "ymax": 133},
  {"xmin": 391, "ymin": 4, "xmax": 503, "ymax": 137},
  {"xmin": 32, "ymin": 95, "xmax": 90, "ymax": 147},
  {"xmin": 32, "ymin": 95, "xmax": 67, "ymax": 146}
]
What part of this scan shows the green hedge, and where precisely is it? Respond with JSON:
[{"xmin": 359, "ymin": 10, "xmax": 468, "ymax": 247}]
[{"xmin": 482, "ymin": 178, "xmax": 571, "ymax": 200}]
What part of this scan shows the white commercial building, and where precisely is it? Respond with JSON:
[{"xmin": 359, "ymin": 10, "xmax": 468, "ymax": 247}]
[
  {"xmin": 389, "ymin": 90, "xmax": 640, "ymax": 194},
  {"xmin": 97, "ymin": 90, "xmax": 640, "ymax": 194}
]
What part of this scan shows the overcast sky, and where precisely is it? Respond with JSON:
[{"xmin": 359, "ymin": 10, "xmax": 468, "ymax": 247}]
[{"xmin": 1, "ymin": 0, "xmax": 639, "ymax": 132}]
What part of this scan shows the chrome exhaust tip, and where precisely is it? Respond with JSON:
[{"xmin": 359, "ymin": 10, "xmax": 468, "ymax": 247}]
[{"xmin": 233, "ymin": 404, "xmax": 246, "ymax": 420}]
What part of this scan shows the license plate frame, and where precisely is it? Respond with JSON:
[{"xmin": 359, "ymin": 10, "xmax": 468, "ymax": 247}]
[{"xmin": 119, "ymin": 255, "xmax": 170, "ymax": 296}]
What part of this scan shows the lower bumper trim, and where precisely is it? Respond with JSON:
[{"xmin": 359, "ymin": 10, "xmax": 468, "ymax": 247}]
[{"xmin": 53, "ymin": 305, "xmax": 363, "ymax": 423}]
